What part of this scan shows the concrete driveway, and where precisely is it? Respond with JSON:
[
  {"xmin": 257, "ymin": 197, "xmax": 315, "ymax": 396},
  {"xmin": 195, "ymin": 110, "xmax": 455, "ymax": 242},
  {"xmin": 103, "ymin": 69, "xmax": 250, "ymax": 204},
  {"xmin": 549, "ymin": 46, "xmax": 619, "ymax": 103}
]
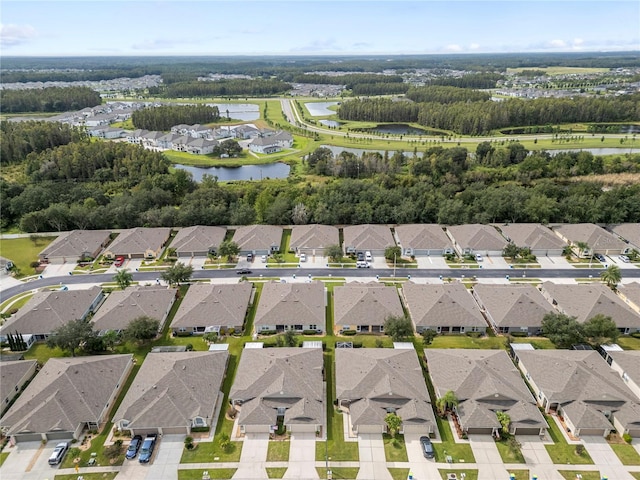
[
  {"xmin": 284, "ymin": 432, "xmax": 318, "ymax": 479},
  {"xmin": 467, "ymin": 434, "xmax": 510, "ymax": 480},
  {"xmin": 581, "ymin": 436, "xmax": 636, "ymax": 480},
  {"xmin": 0, "ymin": 440, "xmax": 79, "ymax": 480},
  {"xmin": 403, "ymin": 433, "xmax": 441, "ymax": 480},
  {"xmin": 233, "ymin": 432, "xmax": 269, "ymax": 479},
  {"xmin": 355, "ymin": 433, "xmax": 391, "ymax": 480},
  {"xmin": 416, "ymin": 256, "xmax": 448, "ymax": 269},
  {"xmin": 41, "ymin": 261, "xmax": 76, "ymax": 277},
  {"xmin": 517, "ymin": 435, "xmax": 565, "ymax": 480},
  {"xmin": 116, "ymin": 434, "xmax": 184, "ymax": 480}
]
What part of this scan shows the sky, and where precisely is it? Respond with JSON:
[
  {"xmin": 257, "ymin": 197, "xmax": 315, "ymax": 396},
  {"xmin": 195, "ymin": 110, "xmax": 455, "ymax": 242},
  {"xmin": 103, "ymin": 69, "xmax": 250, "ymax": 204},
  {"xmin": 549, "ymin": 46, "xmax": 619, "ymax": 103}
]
[{"xmin": 1, "ymin": 0, "xmax": 639, "ymax": 56}]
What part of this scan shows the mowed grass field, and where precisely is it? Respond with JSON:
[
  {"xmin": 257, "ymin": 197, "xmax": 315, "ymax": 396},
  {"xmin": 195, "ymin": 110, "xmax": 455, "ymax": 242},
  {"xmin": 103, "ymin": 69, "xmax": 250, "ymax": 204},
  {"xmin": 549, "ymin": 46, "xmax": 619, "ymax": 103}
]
[{"xmin": 0, "ymin": 236, "xmax": 56, "ymax": 277}]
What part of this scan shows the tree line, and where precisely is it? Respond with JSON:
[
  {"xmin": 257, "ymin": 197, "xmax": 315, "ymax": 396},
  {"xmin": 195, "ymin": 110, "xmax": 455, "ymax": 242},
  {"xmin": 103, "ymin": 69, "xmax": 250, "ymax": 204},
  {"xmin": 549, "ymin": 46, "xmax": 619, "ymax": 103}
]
[
  {"xmin": 406, "ymin": 85, "xmax": 491, "ymax": 104},
  {"xmin": 158, "ymin": 79, "xmax": 292, "ymax": 98},
  {"xmin": 0, "ymin": 87, "xmax": 102, "ymax": 113},
  {"xmin": 425, "ymin": 72, "xmax": 504, "ymax": 89},
  {"xmin": 131, "ymin": 105, "xmax": 220, "ymax": 131},
  {"xmin": 0, "ymin": 68, "xmax": 157, "ymax": 84},
  {"xmin": 290, "ymin": 73, "xmax": 405, "ymax": 87}
]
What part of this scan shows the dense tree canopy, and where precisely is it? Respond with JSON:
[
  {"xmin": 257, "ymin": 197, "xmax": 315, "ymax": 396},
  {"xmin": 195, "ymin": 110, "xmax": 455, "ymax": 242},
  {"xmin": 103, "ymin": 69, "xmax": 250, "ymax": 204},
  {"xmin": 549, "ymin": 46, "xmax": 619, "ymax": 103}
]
[
  {"xmin": 0, "ymin": 87, "xmax": 102, "ymax": 113},
  {"xmin": 131, "ymin": 105, "xmax": 220, "ymax": 130}
]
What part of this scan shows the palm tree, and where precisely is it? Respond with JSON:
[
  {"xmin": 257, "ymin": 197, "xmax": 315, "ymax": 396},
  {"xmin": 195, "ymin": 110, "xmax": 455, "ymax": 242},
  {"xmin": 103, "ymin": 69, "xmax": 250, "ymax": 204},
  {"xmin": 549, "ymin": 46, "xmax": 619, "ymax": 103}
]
[
  {"xmin": 600, "ymin": 264, "xmax": 622, "ymax": 289},
  {"xmin": 436, "ymin": 390, "xmax": 459, "ymax": 417},
  {"xmin": 113, "ymin": 268, "xmax": 133, "ymax": 290},
  {"xmin": 575, "ymin": 241, "xmax": 590, "ymax": 258}
]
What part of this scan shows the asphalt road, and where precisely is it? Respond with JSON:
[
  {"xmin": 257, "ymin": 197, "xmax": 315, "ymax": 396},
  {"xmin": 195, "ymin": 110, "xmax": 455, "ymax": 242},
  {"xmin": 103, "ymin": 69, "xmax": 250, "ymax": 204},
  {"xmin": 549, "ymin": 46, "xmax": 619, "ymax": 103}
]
[{"xmin": 2, "ymin": 267, "xmax": 638, "ymax": 300}]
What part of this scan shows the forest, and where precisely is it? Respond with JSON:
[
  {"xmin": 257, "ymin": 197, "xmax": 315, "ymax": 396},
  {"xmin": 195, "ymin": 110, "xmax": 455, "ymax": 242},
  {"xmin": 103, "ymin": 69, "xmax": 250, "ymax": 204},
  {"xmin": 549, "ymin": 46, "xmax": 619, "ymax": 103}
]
[
  {"xmin": 2, "ymin": 120, "xmax": 639, "ymax": 233},
  {"xmin": 131, "ymin": 105, "xmax": 220, "ymax": 131},
  {"xmin": 158, "ymin": 79, "xmax": 292, "ymax": 98},
  {"xmin": 0, "ymin": 87, "xmax": 102, "ymax": 113}
]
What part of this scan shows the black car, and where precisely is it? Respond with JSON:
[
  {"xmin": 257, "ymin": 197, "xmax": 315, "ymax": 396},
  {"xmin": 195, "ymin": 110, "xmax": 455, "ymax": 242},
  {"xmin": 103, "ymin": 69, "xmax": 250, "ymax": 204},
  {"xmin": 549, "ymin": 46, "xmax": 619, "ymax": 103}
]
[
  {"xmin": 236, "ymin": 268, "xmax": 252, "ymax": 275},
  {"xmin": 356, "ymin": 252, "xmax": 365, "ymax": 261},
  {"xmin": 126, "ymin": 435, "xmax": 143, "ymax": 460},
  {"xmin": 420, "ymin": 436, "xmax": 435, "ymax": 459},
  {"xmin": 595, "ymin": 253, "xmax": 606, "ymax": 262}
]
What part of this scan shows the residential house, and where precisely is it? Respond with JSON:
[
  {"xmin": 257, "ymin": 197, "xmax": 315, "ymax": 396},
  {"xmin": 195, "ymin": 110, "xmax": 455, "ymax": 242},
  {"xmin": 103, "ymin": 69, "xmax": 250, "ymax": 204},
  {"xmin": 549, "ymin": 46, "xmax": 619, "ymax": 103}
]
[
  {"xmin": 87, "ymin": 126, "xmax": 125, "ymax": 139},
  {"xmin": 334, "ymin": 283, "xmax": 403, "ymax": 334},
  {"xmin": 473, "ymin": 284, "xmax": 555, "ymax": 335},
  {"xmin": 402, "ymin": 282, "xmax": 486, "ymax": 334},
  {"xmin": 38, "ymin": 230, "xmax": 112, "ymax": 264},
  {"xmin": 515, "ymin": 350, "xmax": 640, "ymax": 438},
  {"xmin": 0, "ymin": 287, "xmax": 103, "ymax": 342},
  {"xmin": 425, "ymin": 349, "xmax": 547, "ymax": 436},
  {"xmin": 141, "ymin": 130, "xmax": 165, "ymax": 147},
  {"xmin": 113, "ymin": 351, "xmax": 228, "ymax": 436},
  {"xmin": 342, "ymin": 224, "xmax": 395, "ymax": 256},
  {"xmin": 0, "ymin": 354, "xmax": 133, "ymax": 443},
  {"xmin": 394, "ymin": 224, "xmax": 454, "ymax": 257},
  {"xmin": 234, "ymin": 124, "xmax": 260, "ymax": 139},
  {"xmin": 336, "ymin": 347, "xmax": 436, "ymax": 435},
  {"xmin": 551, "ymin": 223, "xmax": 631, "ymax": 257},
  {"xmin": 184, "ymin": 137, "xmax": 218, "ymax": 155},
  {"xmin": 617, "ymin": 282, "xmax": 640, "ymax": 315},
  {"xmin": 91, "ymin": 286, "xmax": 177, "ymax": 335},
  {"xmin": 231, "ymin": 225, "xmax": 282, "ymax": 255},
  {"xmin": 608, "ymin": 223, "xmax": 640, "ymax": 251},
  {"xmin": 103, "ymin": 227, "xmax": 171, "ymax": 259},
  {"xmin": 253, "ymin": 281, "xmax": 325, "ymax": 334},
  {"xmin": 0, "ymin": 360, "xmax": 37, "ymax": 415},
  {"xmin": 170, "ymin": 283, "xmax": 252, "ymax": 335},
  {"xmin": 156, "ymin": 133, "xmax": 182, "ymax": 150},
  {"xmin": 229, "ymin": 346, "xmax": 324, "ymax": 434},
  {"xmin": 289, "ymin": 224, "xmax": 340, "ymax": 256},
  {"xmin": 602, "ymin": 351, "xmax": 640, "ymax": 400},
  {"xmin": 446, "ymin": 224, "xmax": 508, "ymax": 257},
  {"xmin": 170, "ymin": 225, "xmax": 227, "ymax": 258},
  {"xmin": 540, "ymin": 282, "xmax": 640, "ymax": 334},
  {"xmin": 248, "ymin": 131, "xmax": 293, "ymax": 154},
  {"xmin": 497, "ymin": 223, "xmax": 567, "ymax": 256}
]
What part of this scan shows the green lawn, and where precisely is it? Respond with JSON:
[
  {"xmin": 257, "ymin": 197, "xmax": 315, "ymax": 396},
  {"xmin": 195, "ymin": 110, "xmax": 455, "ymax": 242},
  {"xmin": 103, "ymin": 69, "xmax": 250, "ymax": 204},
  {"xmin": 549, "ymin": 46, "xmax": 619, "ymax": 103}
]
[
  {"xmin": 24, "ymin": 342, "xmax": 67, "ymax": 364},
  {"xmin": 266, "ymin": 467, "xmax": 288, "ymax": 478},
  {"xmin": 610, "ymin": 443, "xmax": 640, "ymax": 465},
  {"xmin": 544, "ymin": 414, "xmax": 593, "ymax": 465},
  {"xmin": 316, "ymin": 467, "xmax": 359, "ymax": 479},
  {"xmin": 383, "ymin": 434, "xmax": 408, "ymax": 462},
  {"xmin": 495, "ymin": 436, "xmax": 526, "ymax": 463},
  {"xmin": 432, "ymin": 415, "xmax": 475, "ymax": 463},
  {"xmin": 505, "ymin": 470, "xmax": 530, "ymax": 480},
  {"xmin": 0, "ymin": 452, "xmax": 9, "ymax": 467},
  {"xmin": 631, "ymin": 472, "xmax": 640, "ymax": 479},
  {"xmin": 388, "ymin": 468, "xmax": 410, "ymax": 480},
  {"xmin": 0, "ymin": 292, "xmax": 33, "ymax": 313},
  {"xmin": 177, "ymin": 469, "xmax": 237, "ymax": 479},
  {"xmin": 55, "ymin": 474, "xmax": 118, "ymax": 480},
  {"xmin": 428, "ymin": 335, "xmax": 506, "ymax": 350},
  {"xmin": 617, "ymin": 336, "xmax": 640, "ymax": 350},
  {"xmin": 267, "ymin": 441, "xmax": 290, "ymax": 461},
  {"xmin": 0, "ymin": 236, "xmax": 56, "ymax": 277},
  {"xmin": 438, "ymin": 469, "xmax": 478, "ymax": 480},
  {"xmin": 558, "ymin": 471, "xmax": 602, "ymax": 480}
]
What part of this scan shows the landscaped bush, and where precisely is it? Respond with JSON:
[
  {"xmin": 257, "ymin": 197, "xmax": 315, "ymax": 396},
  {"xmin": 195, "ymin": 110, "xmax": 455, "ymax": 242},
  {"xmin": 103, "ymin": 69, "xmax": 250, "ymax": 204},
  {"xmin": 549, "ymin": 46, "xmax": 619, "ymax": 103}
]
[
  {"xmin": 173, "ymin": 331, "xmax": 193, "ymax": 337},
  {"xmin": 623, "ymin": 433, "xmax": 632, "ymax": 444},
  {"xmin": 466, "ymin": 332, "xmax": 483, "ymax": 338},
  {"xmin": 631, "ymin": 332, "xmax": 640, "ymax": 339},
  {"xmin": 303, "ymin": 330, "xmax": 320, "ymax": 335},
  {"xmin": 509, "ymin": 331, "xmax": 529, "ymax": 337},
  {"xmin": 352, "ymin": 341, "xmax": 363, "ymax": 348},
  {"xmin": 342, "ymin": 330, "xmax": 357, "ymax": 336},
  {"xmin": 191, "ymin": 426, "xmax": 210, "ymax": 433}
]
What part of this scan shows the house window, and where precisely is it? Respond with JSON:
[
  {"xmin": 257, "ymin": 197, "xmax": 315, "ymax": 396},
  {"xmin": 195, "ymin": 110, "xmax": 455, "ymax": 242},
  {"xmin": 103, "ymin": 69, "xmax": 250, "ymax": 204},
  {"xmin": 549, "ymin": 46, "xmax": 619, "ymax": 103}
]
[
  {"xmin": 308, "ymin": 325, "xmax": 317, "ymax": 331},
  {"xmin": 379, "ymin": 325, "xmax": 384, "ymax": 332},
  {"xmin": 356, "ymin": 325, "xmax": 361, "ymax": 332},
  {"xmin": 179, "ymin": 327, "xmax": 187, "ymax": 333},
  {"xmin": 294, "ymin": 324, "xmax": 303, "ymax": 331}
]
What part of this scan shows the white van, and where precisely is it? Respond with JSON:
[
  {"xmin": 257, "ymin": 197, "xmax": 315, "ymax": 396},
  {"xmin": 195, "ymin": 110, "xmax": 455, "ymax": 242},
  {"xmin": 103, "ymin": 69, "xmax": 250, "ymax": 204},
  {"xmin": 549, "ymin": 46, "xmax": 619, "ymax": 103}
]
[{"xmin": 365, "ymin": 251, "xmax": 373, "ymax": 262}]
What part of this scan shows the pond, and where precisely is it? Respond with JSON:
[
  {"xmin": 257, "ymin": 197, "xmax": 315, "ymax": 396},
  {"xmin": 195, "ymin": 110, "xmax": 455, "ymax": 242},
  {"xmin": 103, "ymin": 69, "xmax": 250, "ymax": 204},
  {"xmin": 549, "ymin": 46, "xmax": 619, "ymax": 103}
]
[
  {"xmin": 174, "ymin": 162, "xmax": 290, "ymax": 182},
  {"xmin": 320, "ymin": 145, "xmax": 424, "ymax": 158},
  {"xmin": 360, "ymin": 123, "xmax": 442, "ymax": 135},
  {"xmin": 319, "ymin": 119, "xmax": 343, "ymax": 128},
  {"xmin": 305, "ymin": 102, "xmax": 339, "ymax": 117},
  {"xmin": 205, "ymin": 103, "xmax": 259, "ymax": 121}
]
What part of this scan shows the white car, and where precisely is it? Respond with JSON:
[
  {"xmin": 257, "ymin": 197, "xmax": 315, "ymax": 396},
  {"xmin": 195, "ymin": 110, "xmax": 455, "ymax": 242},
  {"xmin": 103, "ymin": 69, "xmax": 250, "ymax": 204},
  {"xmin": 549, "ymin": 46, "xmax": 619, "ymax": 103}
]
[
  {"xmin": 619, "ymin": 255, "xmax": 630, "ymax": 263},
  {"xmin": 475, "ymin": 254, "xmax": 483, "ymax": 262},
  {"xmin": 299, "ymin": 253, "xmax": 307, "ymax": 262},
  {"xmin": 260, "ymin": 255, "xmax": 267, "ymax": 263},
  {"xmin": 365, "ymin": 251, "xmax": 373, "ymax": 262}
]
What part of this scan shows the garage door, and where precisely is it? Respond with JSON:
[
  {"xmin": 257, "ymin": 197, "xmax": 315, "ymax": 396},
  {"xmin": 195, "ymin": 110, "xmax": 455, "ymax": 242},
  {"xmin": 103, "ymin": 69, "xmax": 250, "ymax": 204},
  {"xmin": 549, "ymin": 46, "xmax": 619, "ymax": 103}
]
[
  {"xmin": 47, "ymin": 431, "xmax": 73, "ymax": 441},
  {"xmin": 514, "ymin": 427, "xmax": 541, "ymax": 436},
  {"xmin": 466, "ymin": 427, "xmax": 494, "ymax": 435},
  {"xmin": 163, "ymin": 426, "xmax": 187, "ymax": 435},
  {"xmin": 133, "ymin": 428, "xmax": 159, "ymax": 437},
  {"xmin": 356, "ymin": 424, "xmax": 384, "ymax": 434},
  {"xmin": 578, "ymin": 428, "xmax": 606, "ymax": 437},
  {"xmin": 14, "ymin": 433, "xmax": 42, "ymax": 443},
  {"xmin": 289, "ymin": 424, "xmax": 317, "ymax": 433},
  {"xmin": 403, "ymin": 424, "xmax": 433, "ymax": 435}
]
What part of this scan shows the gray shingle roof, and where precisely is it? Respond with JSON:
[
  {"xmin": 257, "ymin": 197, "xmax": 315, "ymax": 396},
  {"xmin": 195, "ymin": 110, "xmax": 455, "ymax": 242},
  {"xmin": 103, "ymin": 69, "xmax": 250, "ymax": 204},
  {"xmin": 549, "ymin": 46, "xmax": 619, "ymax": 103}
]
[
  {"xmin": 473, "ymin": 284, "xmax": 555, "ymax": 329},
  {"xmin": 425, "ymin": 349, "xmax": 545, "ymax": 432},
  {"xmin": 540, "ymin": 282, "xmax": 640, "ymax": 329},
  {"xmin": 170, "ymin": 283, "xmax": 252, "ymax": 330},
  {"xmin": 402, "ymin": 282, "xmax": 485, "ymax": 329},
  {"xmin": 113, "ymin": 351, "xmax": 228, "ymax": 431},
  {"xmin": 447, "ymin": 224, "xmax": 508, "ymax": 251},
  {"xmin": 342, "ymin": 224, "xmax": 395, "ymax": 251},
  {"xmin": 106, "ymin": 228, "xmax": 171, "ymax": 257},
  {"xmin": 618, "ymin": 282, "xmax": 640, "ymax": 312},
  {"xmin": 91, "ymin": 286, "xmax": 177, "ymax": 333},
  {"xmin": 394, "ymin": 224, "xmax": 452, "ymax": 250},
  {"xmin": 516, "ymin": 350, "xmax": 640, "ymax": 432},
  {"xmin": 0, "ymin": 360, "xmax": 37, "ymax": 396},
  {"xmin": 39, "ymin": 230, "xmax": 111, "ymax": 260},
  {"xmin": 334, "ymin": 283, "xmax": 403, "ymax": 327},
  {"xmin": 230, "ymin": 347, "xmax": 323, "ymax": 427},
  {"xmin": 289, "ymin": 224, "xmax": 340, "ymax": 251},
  {"xmin": 497, "ymin": 224, "xmax": 567, "ymax": 251},
  {"xmin": 551, "ymin": 223, "xmax": 628, "ymax": 251},
  {"xmin": 335, "ymin": 348, "xmax": 436, "ymax": 429},
  {"xmin": 170, "ymin": 226, "xmax": 227, "ymax": 255},
  {"xmin": 608, "ymin": 351, "xmax": 640, "ymax": 395},
  {"xmin": 0, "ymin": 355, "xmax": 133, "ymax": 436},
  {"xmin": 254, "ymin": 282, "xmax": 325, "ymax": 328},
  {"xmin": 608, "ymin": 223, "xmax": 640, "ymax": 249},
  {"xmin": 232, "ymin": 225, "xmax": 282, "ymax": 252},
  {"xmin": 0, "ymin": 286, "xmax": 102, "ymax": 337}
]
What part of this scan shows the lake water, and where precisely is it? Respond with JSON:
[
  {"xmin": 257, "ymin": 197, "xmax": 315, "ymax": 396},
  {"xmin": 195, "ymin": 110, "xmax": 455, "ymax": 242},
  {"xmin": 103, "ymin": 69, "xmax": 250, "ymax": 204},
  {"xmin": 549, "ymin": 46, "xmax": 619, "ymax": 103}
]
[
  {"xmin": 320, "ymin": 145, "xmax": 424, "ymax": 158},
  {"xmin": 362, "ymin": 124, "xmax": 440, "ymax": 135},
  {"xmin": 305, "ymin": 102, "xmax": 339, "ymax": 116},
  {"xmin": 319, "ymin": 119, "xmax": 343, "ymax": 128},
  {"xmin": 174, "ymin": 162, "xmax": 290, "ymax": 181},
  {"xmin": 205, "ymin": 103, "xmax": 259, "ymax": 121}
]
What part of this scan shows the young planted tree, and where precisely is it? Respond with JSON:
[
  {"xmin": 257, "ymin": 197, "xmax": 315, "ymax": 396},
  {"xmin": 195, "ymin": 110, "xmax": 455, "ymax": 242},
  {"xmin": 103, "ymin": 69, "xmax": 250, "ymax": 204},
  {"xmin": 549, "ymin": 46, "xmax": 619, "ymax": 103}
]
[
  {"xmin": 496, "ymin": 411, "xmax": 511, "ymax": 435},
  {"xmin": 502, "ymin": 243, "xmax": 520, "ymax": 260},
  {"xmin": 600, "ymin": 264, "xmax": 622, "ymax": 289},
  {"xmin": 384, "ymin": 246, "xmax": 402, "ymax": 261},
  {"xmin": 113, "ymin": 268, "xmax": 133, "ymax": 290},
  {"xmin": 421, "ymin": 329, "xmax": 438, "ymax": 346},
  {"xmin": 436, "ymin": 390, "xmax": 459, "ymax": 417},
  {"xmin": 161, "ymin": 262, "xmax": 193, "ymax": 286},
  {"xmin": 384, "ymin": 413, "xmax": 403, "ymax": 438},
  {"xmin": 325, "ymin": 244, "xmax": 344, "ymax": 263},
  {"xmin": 384, "ymin": 315, "xmax": 414, "ymax": 341}
]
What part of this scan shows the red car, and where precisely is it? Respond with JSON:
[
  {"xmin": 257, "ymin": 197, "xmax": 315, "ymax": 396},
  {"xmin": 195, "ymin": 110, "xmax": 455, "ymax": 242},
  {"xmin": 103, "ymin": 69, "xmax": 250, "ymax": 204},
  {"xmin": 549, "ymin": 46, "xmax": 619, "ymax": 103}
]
[{"xmin": 114, "ymin": 256, "xmax": 125, "ymax": 267}]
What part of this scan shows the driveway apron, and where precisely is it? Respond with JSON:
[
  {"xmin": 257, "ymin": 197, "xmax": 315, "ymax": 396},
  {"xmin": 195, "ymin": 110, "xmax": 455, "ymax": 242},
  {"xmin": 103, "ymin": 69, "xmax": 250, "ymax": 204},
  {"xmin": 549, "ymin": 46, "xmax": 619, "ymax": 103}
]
[
  {"xmin": 284, "ymin": 432, "xmax": 319, "ymax": 479},
  {"xmin": 233, "ymin": 432, "xmax": 269, "ymax": 479},
  {"xmin": 467, "ymin": 434, "xmax": 511, "ymax": 480},
  {"xmin": 356, "ymin": 434, "xmax": 391, "ymax": 480}
]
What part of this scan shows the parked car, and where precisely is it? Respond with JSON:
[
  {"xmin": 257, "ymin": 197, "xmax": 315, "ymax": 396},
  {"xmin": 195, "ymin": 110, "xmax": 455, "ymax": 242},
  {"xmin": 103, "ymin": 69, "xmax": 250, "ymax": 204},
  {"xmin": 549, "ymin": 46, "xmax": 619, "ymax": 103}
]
[
  {"xmin": 595, "ymin": 253, "xmax": 606, "ymax": 262},
  {"xmin": 260, "ymin": 255, "xmax": 267, "ymax": 263},
  {"xmin": 365, "ymin": 251, "xmax": 373, "ymax": 262},
  {"xmin": 236, "ymin": 268, "xmax": 252, "ymax": 275},
  {"xmin": 356, "ymin": 261, "xmax": 370, "ymax": 268},
  {"xmin": 246, "ymin": 253, "xmax": 254, "ymax": 262},
  {"xmin": 299, "ymin": 253, "xmax": 307, "ymax": 262},
  {"xmin": 475, "ymin": 254, "xmax": 483, "ymax": 262},
  {"xmin": 48, "ymin": 442, "xmax": 69, "ymax": 466},
  {"xmin": 356, "ymin": 252, "xmax": 365, "ymax": 261},
  {"xmin": 619, "ymin": 255, "xmax": 630, "ymax": 263},
  {"xmin": 114, "ymin": 256, "xmax": 125, "ymax": 267},
  {"xmin": 126, "ymin": 435, "xmax": 143, "ymax": 460},
  {"xmin": 420, "ymin": 436, "xmax": 435, "ymax": 459},
  {"xmin": 138, "ymin": 435, "xmax": 157, "ymax": 464}
]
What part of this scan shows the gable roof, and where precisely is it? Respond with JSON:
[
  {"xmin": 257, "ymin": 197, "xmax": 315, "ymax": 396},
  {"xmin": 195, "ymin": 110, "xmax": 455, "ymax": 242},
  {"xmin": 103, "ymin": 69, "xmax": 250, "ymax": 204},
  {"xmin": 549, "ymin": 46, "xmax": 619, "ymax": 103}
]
[
  {"xmin": 0, "ymin": 355, "xmax": 132, "ymax": 436},
  {"xmin": 232, "ymin": 225, "xmax": 282, "ymax": 251},
  {"xmin": 342, "ymin": 224, "xmax": 395, "ymax": 251},
  {"xmin": 394, "ymin": 224, "xmax": 452, "ymax": 250},
  {"xmin": 618, "ymin": 282, "xmax": 640, "ymax": 312},
  {"xmin": 0, "ymin": 286, "xmax": 102, "ymax": 337},
  {"xmin": 0, "ymin": 360, "xmax": 37, "ymax": 393},
  {"xmin": 91, "ymin": 286, "xmax": 177, "ymax": 333},
  {"xmin": 608, "ymin": 351, "xmax": 640, "ymax": 395},
  {"xmin": 334, "ymin": 283, "xmax": 403, "ymax": 327},
  {"xmin": 402, "ymin": 282, "xmax": 485, "ymax": 329},
  {"xmin": 608, "ymin": 223, "xmax": 640, "ymax": 249},
  {"xmin": 425, "ymin": 349, "xmax": 546, "ymax": 432},
  {"xmin": 170, "ymin": 226, "xmax": 227, "ymax": 255},
  {"xmin": 516, "ymin": 350, "xmax": 640, "ymax": 431},
  {"xmin": 289, "ymin": 224, "xmax": 340, "ymax": 251},
  {"xmin": 230, "ymin": 347, "xmax": 323, "ymax": 426},
  {"xmin": 336, "ymin": 348, "xmax": 436, "ymax": 429},
  {"xmin": 106, "ymin": 227, "xmax": 171, "ymax": 256},
  {"xmin": 113, "ymin": 351, "xmax": 228, "ymax": 430},
  {"xmin": 171, "ymin": 283, "xmax": 252, "ymax": 330},
  {"xmin": 551, "ymin": 223, "xmax": 628, "ymax": 251},
  {"xmin": 254, "ymin": 282, "xmax": 325, "ymax": 327},
  {"xmin": 447, "ymin": 224, "xmax": 508, "ymax": 251},
  {"xmin": 540, "ymin": 282, "xmax": 640, "ymax": 328},
  {"xmin": 39, "ymin": 230, "xmax": 111, "ymax": 259},
  {"xmin": 473, "ymin": 284, "xmax": 555, "ymax": 329},
  {"xmin": 497, "ymin": 224, "xmax": 567, "ymax": 251}
]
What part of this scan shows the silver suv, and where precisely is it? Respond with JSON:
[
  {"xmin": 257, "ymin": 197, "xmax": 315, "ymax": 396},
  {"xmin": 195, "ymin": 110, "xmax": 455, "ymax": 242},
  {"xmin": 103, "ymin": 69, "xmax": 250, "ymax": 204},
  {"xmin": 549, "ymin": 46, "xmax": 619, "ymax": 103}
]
[{"xmin": 48, "ymin": 442, "xmax": 69, "ymax": 466}]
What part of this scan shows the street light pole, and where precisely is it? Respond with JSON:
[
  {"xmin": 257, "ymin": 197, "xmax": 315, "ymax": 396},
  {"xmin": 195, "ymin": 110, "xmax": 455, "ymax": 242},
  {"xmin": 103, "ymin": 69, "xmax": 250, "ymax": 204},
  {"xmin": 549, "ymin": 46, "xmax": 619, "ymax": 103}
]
[{"xmin": 393, "ymin": 253, "xmax": 396, "ymax": 278}]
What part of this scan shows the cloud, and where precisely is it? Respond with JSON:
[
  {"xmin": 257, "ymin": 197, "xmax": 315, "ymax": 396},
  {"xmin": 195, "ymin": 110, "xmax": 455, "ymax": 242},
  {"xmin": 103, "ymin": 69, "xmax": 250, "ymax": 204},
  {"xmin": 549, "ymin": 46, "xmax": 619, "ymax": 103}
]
[
  {"xmin": 0, "ymin": 23, "xmax": 37, "ymax": 47},
  {"xmin": 469, "ymin": 43, "xmax": 480, "ymax": 50},
  {"xmin": 131, "ymin": 37, "xmax": 207, "ymax": 51},
  {"xmin": 444, "ymin": 44, "xmax": 462, "ymax": 52},
  {"xmin": 548, "ymin": 39, "xmax": 566, "ymax": 48},
  {"xmin": 289, "ymin": 38, "xmax": 342, "ymax": 53}
]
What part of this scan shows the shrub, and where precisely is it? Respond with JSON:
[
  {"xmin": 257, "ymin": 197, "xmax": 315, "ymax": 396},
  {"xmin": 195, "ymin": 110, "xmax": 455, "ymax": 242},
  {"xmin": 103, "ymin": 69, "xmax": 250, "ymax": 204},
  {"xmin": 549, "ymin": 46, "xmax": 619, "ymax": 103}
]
[
  {"xmin": 191, "ymin": 426, "xmax": 210, "ymax": 433},
  {"xmin": 173, "ymin": 331, "xmax": 193, "ymax": 337},
  {"xmin": 352, "ymin": 341, "xmax": 363, "ymax": 348},
  {"xmin": 623, "ymin": 433, "xmax": 632, "ymax": 444},
  {"xmin": 509, "ymin": 331, "xmax": 529, "ymax": 337},
  {"xmin": 105, "ymin": 439, "xmax": 123, "ymax": 459},
  {"xmin": 184, "ymin": 436, "xmax": 195, "ymax": 450},
  {"xmin": 466, "ymin": 332, "xmax": 483, "ymax": 338},
  {"xmin": 342, "ymin": 330, "xmax": 357, "ymax": 336},
  {"xmin": 631, "ymin": 332, "xmax": 640, "ymax": 339},
  {"xmin": 303, "ymin": 330, "xmax": 320, "ymax": 335},
  {"xmin": 575, "ymin": 444, "xmax": 585, "ymax": 455},
  {"xmin": 375, "ymin": 339, "xmax": 384, "ymax": 348}
]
